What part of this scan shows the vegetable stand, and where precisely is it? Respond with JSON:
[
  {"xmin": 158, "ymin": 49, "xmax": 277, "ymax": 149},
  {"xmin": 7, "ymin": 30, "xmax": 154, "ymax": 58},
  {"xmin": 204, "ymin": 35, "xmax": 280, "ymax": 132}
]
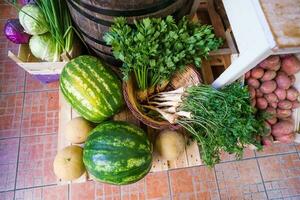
[{"xmin": 56, "ymin": 1, "xmax": 238, "ymax": 184}]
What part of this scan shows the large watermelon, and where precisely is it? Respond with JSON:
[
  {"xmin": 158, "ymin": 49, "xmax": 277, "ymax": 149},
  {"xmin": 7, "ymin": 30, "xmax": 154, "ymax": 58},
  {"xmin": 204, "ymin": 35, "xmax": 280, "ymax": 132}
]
[
  {"xmin": 60, "ymin": 55, "xmax": 124, "ymax": 123},
  {"xmin": 83, "ymin": 121, "xmax": 152, "ymax": 185}
]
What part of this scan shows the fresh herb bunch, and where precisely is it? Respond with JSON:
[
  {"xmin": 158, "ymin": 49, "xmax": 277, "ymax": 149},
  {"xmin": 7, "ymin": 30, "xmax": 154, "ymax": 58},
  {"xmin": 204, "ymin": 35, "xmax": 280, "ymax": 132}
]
[
  {"xmin": 178, "ymin": 83, "xmax": 267, "ymax": 166},
  {"xmin": 147, "ymin": 82, "xmax": 267, "ymax": 166},
  {"xmin": 104, "ymin": 16, "xmax": 222, "ymax": 100}
]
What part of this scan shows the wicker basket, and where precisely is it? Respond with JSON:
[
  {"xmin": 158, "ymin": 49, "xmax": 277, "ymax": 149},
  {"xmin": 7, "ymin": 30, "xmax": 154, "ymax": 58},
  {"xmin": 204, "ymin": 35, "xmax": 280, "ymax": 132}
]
[{"xmin": 123, "ymin": 65, "xmax": 202, "ymax": 129}]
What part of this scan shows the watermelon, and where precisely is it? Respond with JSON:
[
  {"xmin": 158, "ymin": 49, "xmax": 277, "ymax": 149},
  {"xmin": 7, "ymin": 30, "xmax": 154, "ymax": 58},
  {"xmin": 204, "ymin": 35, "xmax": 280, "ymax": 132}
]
[
  {"xmin": 83, "ymin": 121, "xmax": 152, "ymax": 185},
  {"xmin": 60, "ymin": 55, "xmax": 124, "ymax": 123}
]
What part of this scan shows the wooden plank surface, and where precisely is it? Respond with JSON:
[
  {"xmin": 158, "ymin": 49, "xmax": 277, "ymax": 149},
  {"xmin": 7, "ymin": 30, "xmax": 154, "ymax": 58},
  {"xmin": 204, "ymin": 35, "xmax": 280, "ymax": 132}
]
[{"xmin": 259, "ymin": 0, "xmax": 300, "ymax": 48}]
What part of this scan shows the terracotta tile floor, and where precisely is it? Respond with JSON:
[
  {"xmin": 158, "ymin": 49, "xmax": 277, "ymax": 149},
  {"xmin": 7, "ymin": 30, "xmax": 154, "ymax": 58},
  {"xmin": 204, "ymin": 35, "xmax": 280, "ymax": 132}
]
[{"xmin": 1, "ymin": 2, "xmax": 300, "ymax": 200}]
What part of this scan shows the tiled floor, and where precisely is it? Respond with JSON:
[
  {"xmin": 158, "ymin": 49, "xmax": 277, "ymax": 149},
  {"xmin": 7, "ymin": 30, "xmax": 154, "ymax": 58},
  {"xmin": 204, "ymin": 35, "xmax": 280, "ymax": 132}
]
[{"xmin": 1, "ymin": 2, "xmax": 300, "ymax": 200}]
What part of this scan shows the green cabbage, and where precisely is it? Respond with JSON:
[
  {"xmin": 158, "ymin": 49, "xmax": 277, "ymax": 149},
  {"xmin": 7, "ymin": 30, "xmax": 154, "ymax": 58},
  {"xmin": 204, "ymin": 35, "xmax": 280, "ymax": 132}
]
[
  {"xmin": 29, "ymin": 33, "xmax": 59, "ymax": 61},
  {"xmin": 19, "ymin": 4, "xmax": 49, "ymax": 35}
]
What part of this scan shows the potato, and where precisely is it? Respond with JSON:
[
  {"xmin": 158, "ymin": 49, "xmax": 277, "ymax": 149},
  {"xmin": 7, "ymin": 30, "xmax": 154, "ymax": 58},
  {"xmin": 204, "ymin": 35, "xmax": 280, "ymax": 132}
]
[
  {"xmin": 275, "ymin": 133, "xmax": 295, "ymax": 143},
  {"xmin": 286, "ymin": 87, "xmax": 299, "ymax": 101},
  {"xmin": 251, "ymin": 98, "xmax": 256, "ymax": 107},
  {"xmin": 259, "ymin": 56, "xmax": 280, "ymax": 70},
  {"xmin": 290, "ymin": 75, "xmax": 296, "ymax": 85},
  {"xmin": 256, "ymin": 89, "xmax": 263, "ymax": 98},
  {"xmin": 262, "ymin": 135, "xmax": 274, "ymax": 146},
  {"xmin": 266, "ymin": 107, "xmax": 276, "ymax": 116},
  {"xmin": 245, "ymin": 71, "xmax": 251, "ymax": 79},
  {"xmin": 260, "ymin": 70, "xmax": 276, "ymax": 82},
  {"xmin": 276, "ymin": 109, "xmax": 292, "ymax": 119},
  {"xmin": 248, "ymin": 86, "xmax": 256, "ymax": 99},
  {"xmin": 247, "ymin": 78, "xmax": 260, "ymax": 89},
  {"xmin": 274, "ymin": 88, "xmax": 287, "ymax": 100},
  {"xmin": 260, "ymin": 80, "xmax": 277, "ymax": 94},
  {"xmin": 251, "ymin": 68, "xmax": 264, "ymax": 79},
  {"xmin": 267, "ymin": 116, "xmax": 277, "ymax": 125},
  {"xmin": 271, "ymin": 120, "xmax": 294, "ymax": 137},
  {"xmin": 278, "ymin": 100, "xmax": 292, "ymax": 110},
  {"xmin": 292, "ymin": 100, "xmax": 300, "ymax": 109},
  {"xmin": 256, "ymin": 97, "xmax": 268, "ymax": 109},
  {"xmin": 275, "ymin": 72, "xmax": 291, "ymax": 90},
  {"xmin": 281, "ymin": 55, "xmax": 300, "ymax": 75},
  {"xmin": 264, "ymin": 93, "xmax": 278, "ymax": 103},
  {"xmin": 156, "ymin": 130, "xmax": 185, "ymax": 160},
  {"xmin": 270, "ymin": 102, "xmax": 278, "ymax": 109}
]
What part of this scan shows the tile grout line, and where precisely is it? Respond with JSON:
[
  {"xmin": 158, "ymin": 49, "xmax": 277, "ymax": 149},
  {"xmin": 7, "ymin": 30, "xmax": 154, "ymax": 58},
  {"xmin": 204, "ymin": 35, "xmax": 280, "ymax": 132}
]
[
  {"xmin": 213, "ymin": 167, "xmax": 222, "ymax": 200},
  {"xmin": 13, "ymin": 73, "xmax": 27, "ymax": 200},
  {"xmin": 167, "ymin": 171, "xmax": 173, "ymax": 200},
  {"xmin": 255, "ymin": 158, "xmax": 269, "ymax": 200},
  {"xmin": 0, "ymin": 88, "xmax": 59, "ymax": 95}
]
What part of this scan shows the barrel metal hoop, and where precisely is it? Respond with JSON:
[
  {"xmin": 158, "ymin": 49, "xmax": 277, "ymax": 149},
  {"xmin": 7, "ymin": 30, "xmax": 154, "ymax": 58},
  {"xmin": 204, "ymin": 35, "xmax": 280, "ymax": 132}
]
[{"xmin": 71, "ymin": 0, "xmax": 176, "ymax": 17}]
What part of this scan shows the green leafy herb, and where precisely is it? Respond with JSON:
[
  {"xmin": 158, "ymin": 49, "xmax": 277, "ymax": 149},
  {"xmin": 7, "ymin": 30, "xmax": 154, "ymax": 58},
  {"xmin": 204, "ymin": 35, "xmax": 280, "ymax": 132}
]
[
  {"xmin": 148, "ymin": 82, "xmax": 267, "ymax": 166},
  {"xmin": 104, "ymin": 16, "xmax": 222, "ymax": 100}
]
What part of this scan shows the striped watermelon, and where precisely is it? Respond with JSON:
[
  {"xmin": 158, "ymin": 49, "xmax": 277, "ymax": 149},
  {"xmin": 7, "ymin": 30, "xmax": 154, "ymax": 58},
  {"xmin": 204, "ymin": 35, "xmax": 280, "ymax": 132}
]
[
  {"xmin": 83, "ymin": 121, "xmax": 152, "ymax": 185},
  {"xmin": 60, "ymin": 55, "xmax": 124, "ymax": 123}
]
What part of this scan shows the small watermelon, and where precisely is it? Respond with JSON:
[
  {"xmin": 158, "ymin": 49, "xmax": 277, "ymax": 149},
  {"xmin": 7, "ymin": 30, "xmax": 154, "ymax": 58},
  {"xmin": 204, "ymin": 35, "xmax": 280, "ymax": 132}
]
[
  {"xmin": 83, "ymin": 121, "xmax": 152, "ymax": 185},
  {"xmin": 60, "ymin": 55, "xmax": 124, "ymax": 123}
]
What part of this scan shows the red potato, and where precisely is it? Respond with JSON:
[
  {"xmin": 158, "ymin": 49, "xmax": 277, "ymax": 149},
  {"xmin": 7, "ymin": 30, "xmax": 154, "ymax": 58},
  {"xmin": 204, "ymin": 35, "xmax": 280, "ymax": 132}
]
[
  {"xmin": 266, "ymin": 107, "xmax": 276, "ymax": 115},
  {"xmin": 260, "ymin": 70, "xmax": 277, "ymax": 82},
  {"xmin": 271, "ymin": 120, "xmax": 294, "ymax": 137},
  {"xmin": 248, "ymin": 86, "xmax": 256, "ymax": 99},
  {"xmin": 264, "ymin": 93, "xmax": 278, "ymax": 103},
  {"xmin": 247, "ymin": 78, "xmax": 260, "ymax": 89},
  {"xmin": 286, "ymin": 87, "xmax": 299, "ymax": 101},
  {"xmin": 270, "ymin": 102, "xmax": 278, "ymax": 108},
  {"xmin": 260, "ymin": 80, "xmax": 277, "ymax": 94},
  {"xmin": 292, "ymin": 100, "xmax": 300, "ymax": 109},
  {"xmin": 262, "ymin": 135, "xmax": 274, "ymax": 146},
  {"xmin": 251, "ymin": 98, "xmax": 256, "ymax": 107},
  {"xmin": 274, "ymin": 88, "xmax": 287, "ymax": 100},
  {"xmin": 256, "ymin": 89, "xmax": 263, "ymax": 98},
  {"xmin": 251, "ymin": 68, "xmax": 264, "ymax": 79},
  {"xmin": 278, "ymin": 100, "xmax": 292, "ymax": 110},
  {"xmin": 276, "ymin": 109, "xmax": 292, "ymax": 119},
  {"xmin": 259, "ymin": 56, "xmax": 280, "ymax": 70},
  {"xmin": 281, "ymin": 55, "xmax": 300, "ymax": 75},
  {"xmin": 256, "ymin": 97, "xmax": 268, "ymax": 109},
  {"xmin": 245, "ymin": 71, "xmax": 251, "ymax": 79},
  {"xmin": 267, "ymin": 116, "xmax": 278, "ymax": 125},
  {"xmin": 275, "ymin": 72, "xmax": 291, "ymax": 90},
  {"xmin": 275, "ymin": 133, "xmax": 295, "ymax": 143},
  {"xmin": 289, "ymin": 75, "xmax": 296, "ymax": 85}
]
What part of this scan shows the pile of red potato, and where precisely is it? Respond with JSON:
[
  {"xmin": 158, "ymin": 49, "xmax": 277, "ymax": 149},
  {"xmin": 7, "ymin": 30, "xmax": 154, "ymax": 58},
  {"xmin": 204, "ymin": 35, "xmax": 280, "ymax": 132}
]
[{"xmin": 245, "ymin": 55, "xmax": 300, "ymax": 145}]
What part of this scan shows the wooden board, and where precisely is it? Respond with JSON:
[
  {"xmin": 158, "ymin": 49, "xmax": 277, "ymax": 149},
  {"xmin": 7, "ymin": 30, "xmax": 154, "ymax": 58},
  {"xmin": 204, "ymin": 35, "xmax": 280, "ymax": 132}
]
[
  {"xmin": 57, "ymin": 92, "xmax": 202, "ymax": 184},
  {"xmin": 259, "ymin": 0, "xmax": 300, "ymax": 48}
]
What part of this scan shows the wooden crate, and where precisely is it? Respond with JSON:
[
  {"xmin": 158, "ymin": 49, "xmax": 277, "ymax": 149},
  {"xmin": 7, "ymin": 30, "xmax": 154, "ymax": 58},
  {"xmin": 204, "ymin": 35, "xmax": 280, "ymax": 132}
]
[{"xmin": 57, "ymin": 1, "xmax": 237, "ymax": 185}]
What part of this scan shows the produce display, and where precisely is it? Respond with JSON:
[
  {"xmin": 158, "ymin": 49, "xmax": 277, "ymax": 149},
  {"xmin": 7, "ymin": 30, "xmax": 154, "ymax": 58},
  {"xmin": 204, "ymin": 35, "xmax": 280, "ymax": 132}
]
[
  {"xmin": 6, "ymin": 0, "xmax": 77, "ymax": 62},
  {"xmin": 105, "ymin": 16, "xmax": 222, "ymax": 101},
  {"xmin": 147, "ymin": 82, "xmax": 267, "ymax": 166},
  {"xmin": 65, "ymin": 117, "xmax": 94, "ymax": 144},
  {"xmin": 6, "ymin": 0, "xmax": 298, "ymax": 185},
  {"xmin": 60, "ymin": 55, "xmax": 124, "ymax": 123},
  {"xmin": 245, "ymin": 55, "xmax": 300, "ymax": 144},
  {"xmin": 155, "ymin": 130, "xmax": 185, "ymax": 161},
  {"xmin": 53, "ymin": 145, "xmax": 85, "ymax": 181},
  {"xmin": 83, "ymin": 121, "xmax": 152, "ymax": 185}
]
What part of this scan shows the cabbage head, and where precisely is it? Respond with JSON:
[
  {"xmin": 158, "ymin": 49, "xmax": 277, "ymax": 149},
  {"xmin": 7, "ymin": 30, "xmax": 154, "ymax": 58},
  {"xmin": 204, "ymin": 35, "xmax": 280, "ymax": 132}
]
[
  {"xmin": 29, "ymin": 33, "xmax": 58, "ymax": 61},
  {"xmin": 19, "ymin": 4, "xmax": 49, "ymax": 35}
]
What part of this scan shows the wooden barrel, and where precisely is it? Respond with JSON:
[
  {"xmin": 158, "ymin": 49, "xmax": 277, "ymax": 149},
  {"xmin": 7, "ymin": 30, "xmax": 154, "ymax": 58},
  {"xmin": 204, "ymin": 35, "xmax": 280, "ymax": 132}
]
[{"xmin": 66, "ymin": 0, "xmax": 194, "ymax": 66}]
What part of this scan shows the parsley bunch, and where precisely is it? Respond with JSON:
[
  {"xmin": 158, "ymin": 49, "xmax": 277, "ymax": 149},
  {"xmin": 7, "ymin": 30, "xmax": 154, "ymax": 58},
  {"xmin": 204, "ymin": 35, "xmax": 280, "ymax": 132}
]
[
  {"xmin": 104, "ymin": 16, "xmax": 222, "ymax": 100},
  {"xmin": 178, "ymin": 83, "xmax": 267, "ymax": 166}
]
